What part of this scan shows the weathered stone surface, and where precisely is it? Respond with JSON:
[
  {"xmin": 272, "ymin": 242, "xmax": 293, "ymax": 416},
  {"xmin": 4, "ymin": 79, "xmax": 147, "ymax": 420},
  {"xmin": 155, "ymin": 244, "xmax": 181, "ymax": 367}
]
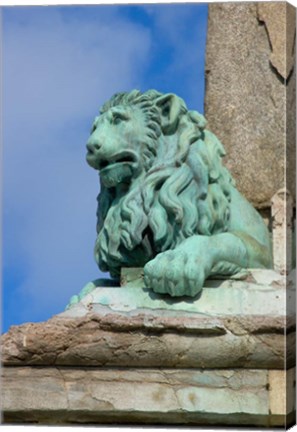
[
  {"xmin": 205, "ymin": 2, "xmax": 296, "ymax": 208},
  {"xmin": 1, "ymin": 270, "xmax": 295, "ymax": 369},
  {"xmin": 1, "ymin": 312, "xmax": 294, "ymax": 370},
  {"xmin": 269, "ymin": 369, "xmax": 296, "ymax": 416},
  {"xmin": 257, "ymin": 2, "xmax": 295, "ymax": 79},
  {"xmin": 2, "ymin": 269, "xmax": 294, "ymax": 425},
  {"xmin": 2, "ymin": 366, "xmax": 295, "ymax": 426},
  {"xmin": 67, "ymin": 269, "xmax": 292, "ymax": 317},
  {"xmin": 271, "ymin": 189, "xmax": 294, "ymax": 273}
]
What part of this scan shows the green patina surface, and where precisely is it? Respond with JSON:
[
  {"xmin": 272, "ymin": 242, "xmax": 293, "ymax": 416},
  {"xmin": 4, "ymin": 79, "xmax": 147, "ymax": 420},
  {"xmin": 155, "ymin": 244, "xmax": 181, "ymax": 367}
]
[
  {"xmin": 65, "ymin": 269, "xmax": 286, "ymax": 317},
  {"xmin": 68, "ymin": 90, "xmax": 272, "ymax": 308}
]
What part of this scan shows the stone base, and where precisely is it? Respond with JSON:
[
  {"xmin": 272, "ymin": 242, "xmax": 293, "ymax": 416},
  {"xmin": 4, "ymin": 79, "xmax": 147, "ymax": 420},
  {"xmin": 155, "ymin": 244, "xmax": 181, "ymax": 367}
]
[
  {"xmin": 1, "ymin": 269, "xmax": 296, "ymax": 426},
  {"xmin": 2, "ymin": 367, "xmax": 295, "ymax": 427}
]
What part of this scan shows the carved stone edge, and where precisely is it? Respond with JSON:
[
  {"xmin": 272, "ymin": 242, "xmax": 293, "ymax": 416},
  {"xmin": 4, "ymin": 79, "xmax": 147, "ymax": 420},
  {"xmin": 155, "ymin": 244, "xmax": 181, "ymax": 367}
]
[{"xmin": 1, "ymin": 310, "xmax": 295, "ymax": 369}]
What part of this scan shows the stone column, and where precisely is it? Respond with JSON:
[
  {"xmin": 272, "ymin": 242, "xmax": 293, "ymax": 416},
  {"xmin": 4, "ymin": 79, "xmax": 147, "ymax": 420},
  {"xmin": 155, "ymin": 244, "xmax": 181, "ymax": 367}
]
[
  {"xmin": 204, "ymin": 2, "xmax": 296, "ymax": 275},
  {"xmin": 204, "ymin": 2, "xmax": 296, "ymax": 210}
]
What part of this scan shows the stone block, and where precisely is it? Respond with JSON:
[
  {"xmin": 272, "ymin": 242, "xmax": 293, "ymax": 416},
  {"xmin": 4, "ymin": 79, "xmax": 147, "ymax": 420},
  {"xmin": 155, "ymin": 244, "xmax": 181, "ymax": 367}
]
[
  {"xmin": 2, "ymin": 366, "xmax": 295, "ymax": 426},
  {"xmin": 1, "ymin": 270, "xmax": 295, "ymax": 370},
  {"xmin": 269, "ymin": 369, "xmax": 296, "ymax": 415},
  {"xmin": 1, "ymin": 268, "xmax": 295, "ymax": 426}
]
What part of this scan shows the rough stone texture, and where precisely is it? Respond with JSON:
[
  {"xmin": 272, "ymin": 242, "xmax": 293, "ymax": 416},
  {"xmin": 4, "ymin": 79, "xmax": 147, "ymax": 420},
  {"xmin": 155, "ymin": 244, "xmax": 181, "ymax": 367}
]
[
  {"xmin": 1, "ymin": 269, "xmax": 295, "ymax": 426},
  {"xmin": 271, "ymin": 189, "xmax": 294, "ymax": 272},
  {"xmin": 269, "ymin": 369, "xmax": 296, "ymax": 417},
  {"xmin": 2, "ymin": 366, "xmax": 295, "ymax": 426},
  {"xmin": 1, "ymin": 311, "xmax": 295, "ymax": 370},
  {"xmin": 1, "ymin": 270, "xmax": 295, "ymax": 369},
  {"xmin": 205, "ymin": 2, "xmax": 296, "ymax": 208},
  {"xmin": 257, "ymin": 2, "xmax": 295, "ymax": 79}
]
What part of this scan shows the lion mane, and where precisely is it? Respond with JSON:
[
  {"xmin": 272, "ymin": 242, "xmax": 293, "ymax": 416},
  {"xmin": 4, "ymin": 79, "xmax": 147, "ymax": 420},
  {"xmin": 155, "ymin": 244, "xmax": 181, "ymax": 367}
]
[{"xmin": 94, "ymin": 90, "xmax": 235, "ymax": 278}]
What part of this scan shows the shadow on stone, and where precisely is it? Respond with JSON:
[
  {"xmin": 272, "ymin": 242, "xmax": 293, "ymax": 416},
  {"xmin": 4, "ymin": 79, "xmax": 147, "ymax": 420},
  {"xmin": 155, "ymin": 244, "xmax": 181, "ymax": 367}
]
[{"xmin": 145, "ymin": 287, "xmax": 204, "ymax": 305}]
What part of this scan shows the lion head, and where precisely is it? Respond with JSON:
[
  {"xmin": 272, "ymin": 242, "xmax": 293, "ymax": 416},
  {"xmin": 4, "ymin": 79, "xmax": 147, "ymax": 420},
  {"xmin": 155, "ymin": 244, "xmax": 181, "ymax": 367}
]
[{"xmin": 86, "ymin": 90, "xmax": 234, "ymax": 278}]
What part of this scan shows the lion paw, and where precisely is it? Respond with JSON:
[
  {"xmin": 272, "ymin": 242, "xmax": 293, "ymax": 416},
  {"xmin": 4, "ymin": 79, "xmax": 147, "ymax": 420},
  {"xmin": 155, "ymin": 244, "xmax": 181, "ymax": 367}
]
[{"xmin": 143, "ymin": 250, "xmax": 208, "ymax": 297}]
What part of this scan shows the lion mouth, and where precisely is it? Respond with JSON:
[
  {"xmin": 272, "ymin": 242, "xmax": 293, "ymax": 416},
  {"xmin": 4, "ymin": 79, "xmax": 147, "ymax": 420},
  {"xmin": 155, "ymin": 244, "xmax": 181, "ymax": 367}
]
[
  {"xmin": 87, "ymin": 151, "xmax": 139, "ymax": 187},
  {"xmin": 98, "ymin": 152, "xmax": 138, "ymax": 172},
  {"xmin": 86, "ymin": 149, "xmax": 138, "ymax": 172}
]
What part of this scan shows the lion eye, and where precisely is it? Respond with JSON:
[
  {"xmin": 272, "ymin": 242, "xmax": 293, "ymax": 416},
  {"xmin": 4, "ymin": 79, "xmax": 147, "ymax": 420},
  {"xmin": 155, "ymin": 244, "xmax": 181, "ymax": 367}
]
[{"xmin": 112, "ymin": 112, "xmax": 129, "ymax": 125}]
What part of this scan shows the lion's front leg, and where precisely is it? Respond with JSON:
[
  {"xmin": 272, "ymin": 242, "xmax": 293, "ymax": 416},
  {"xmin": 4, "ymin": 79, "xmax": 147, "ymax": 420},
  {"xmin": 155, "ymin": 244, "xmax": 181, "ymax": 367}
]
[
  {"xmin": 143, "ymin": 233, "xmax": 250, "ymax": 297},
  {"xmin": 143, "ymin": 236, "xmax": 214, "ymax": 297}
]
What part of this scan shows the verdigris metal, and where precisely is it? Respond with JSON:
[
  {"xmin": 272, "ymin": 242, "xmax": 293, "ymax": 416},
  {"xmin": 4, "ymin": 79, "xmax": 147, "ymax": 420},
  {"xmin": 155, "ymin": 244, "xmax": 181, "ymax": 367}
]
[{"xmin": 73, "ymin": 90, "xmax": 272, "ymax": 304}]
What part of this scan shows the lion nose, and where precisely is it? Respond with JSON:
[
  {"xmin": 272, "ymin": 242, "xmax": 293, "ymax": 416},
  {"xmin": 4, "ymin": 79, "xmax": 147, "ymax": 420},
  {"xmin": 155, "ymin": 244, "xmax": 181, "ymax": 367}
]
[{"xmin": 86, "ymin": 141, "xmax": 101, "ymax": 154}]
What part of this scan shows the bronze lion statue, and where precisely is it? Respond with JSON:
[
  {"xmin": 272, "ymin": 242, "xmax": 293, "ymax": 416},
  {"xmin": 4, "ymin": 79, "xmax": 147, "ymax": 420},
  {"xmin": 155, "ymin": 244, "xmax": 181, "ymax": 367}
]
[{"xmin": 81, "ymin": 89, "xmax": 272, "ymax": 300}]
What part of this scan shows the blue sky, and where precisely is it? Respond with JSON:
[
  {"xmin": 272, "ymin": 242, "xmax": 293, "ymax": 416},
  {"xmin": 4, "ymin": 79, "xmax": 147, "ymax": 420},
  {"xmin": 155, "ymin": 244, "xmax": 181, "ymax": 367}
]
[{"xmin": 2, "ymin": 4, "xmax": 208, "ymax": 333}]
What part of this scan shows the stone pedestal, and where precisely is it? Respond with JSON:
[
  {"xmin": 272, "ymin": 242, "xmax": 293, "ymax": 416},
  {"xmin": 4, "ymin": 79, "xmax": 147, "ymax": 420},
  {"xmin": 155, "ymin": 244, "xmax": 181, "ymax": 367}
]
[{"xmin": 1, "ymin": 269, "xmax": 295, "ymax": 426}]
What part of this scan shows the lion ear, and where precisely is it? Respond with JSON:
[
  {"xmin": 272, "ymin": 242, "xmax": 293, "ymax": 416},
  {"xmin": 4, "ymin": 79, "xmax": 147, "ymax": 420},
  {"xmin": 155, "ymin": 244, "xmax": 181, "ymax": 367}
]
[{"xmin": 156, "ymin": 93, "xmax": 185, "ymax": 135}]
